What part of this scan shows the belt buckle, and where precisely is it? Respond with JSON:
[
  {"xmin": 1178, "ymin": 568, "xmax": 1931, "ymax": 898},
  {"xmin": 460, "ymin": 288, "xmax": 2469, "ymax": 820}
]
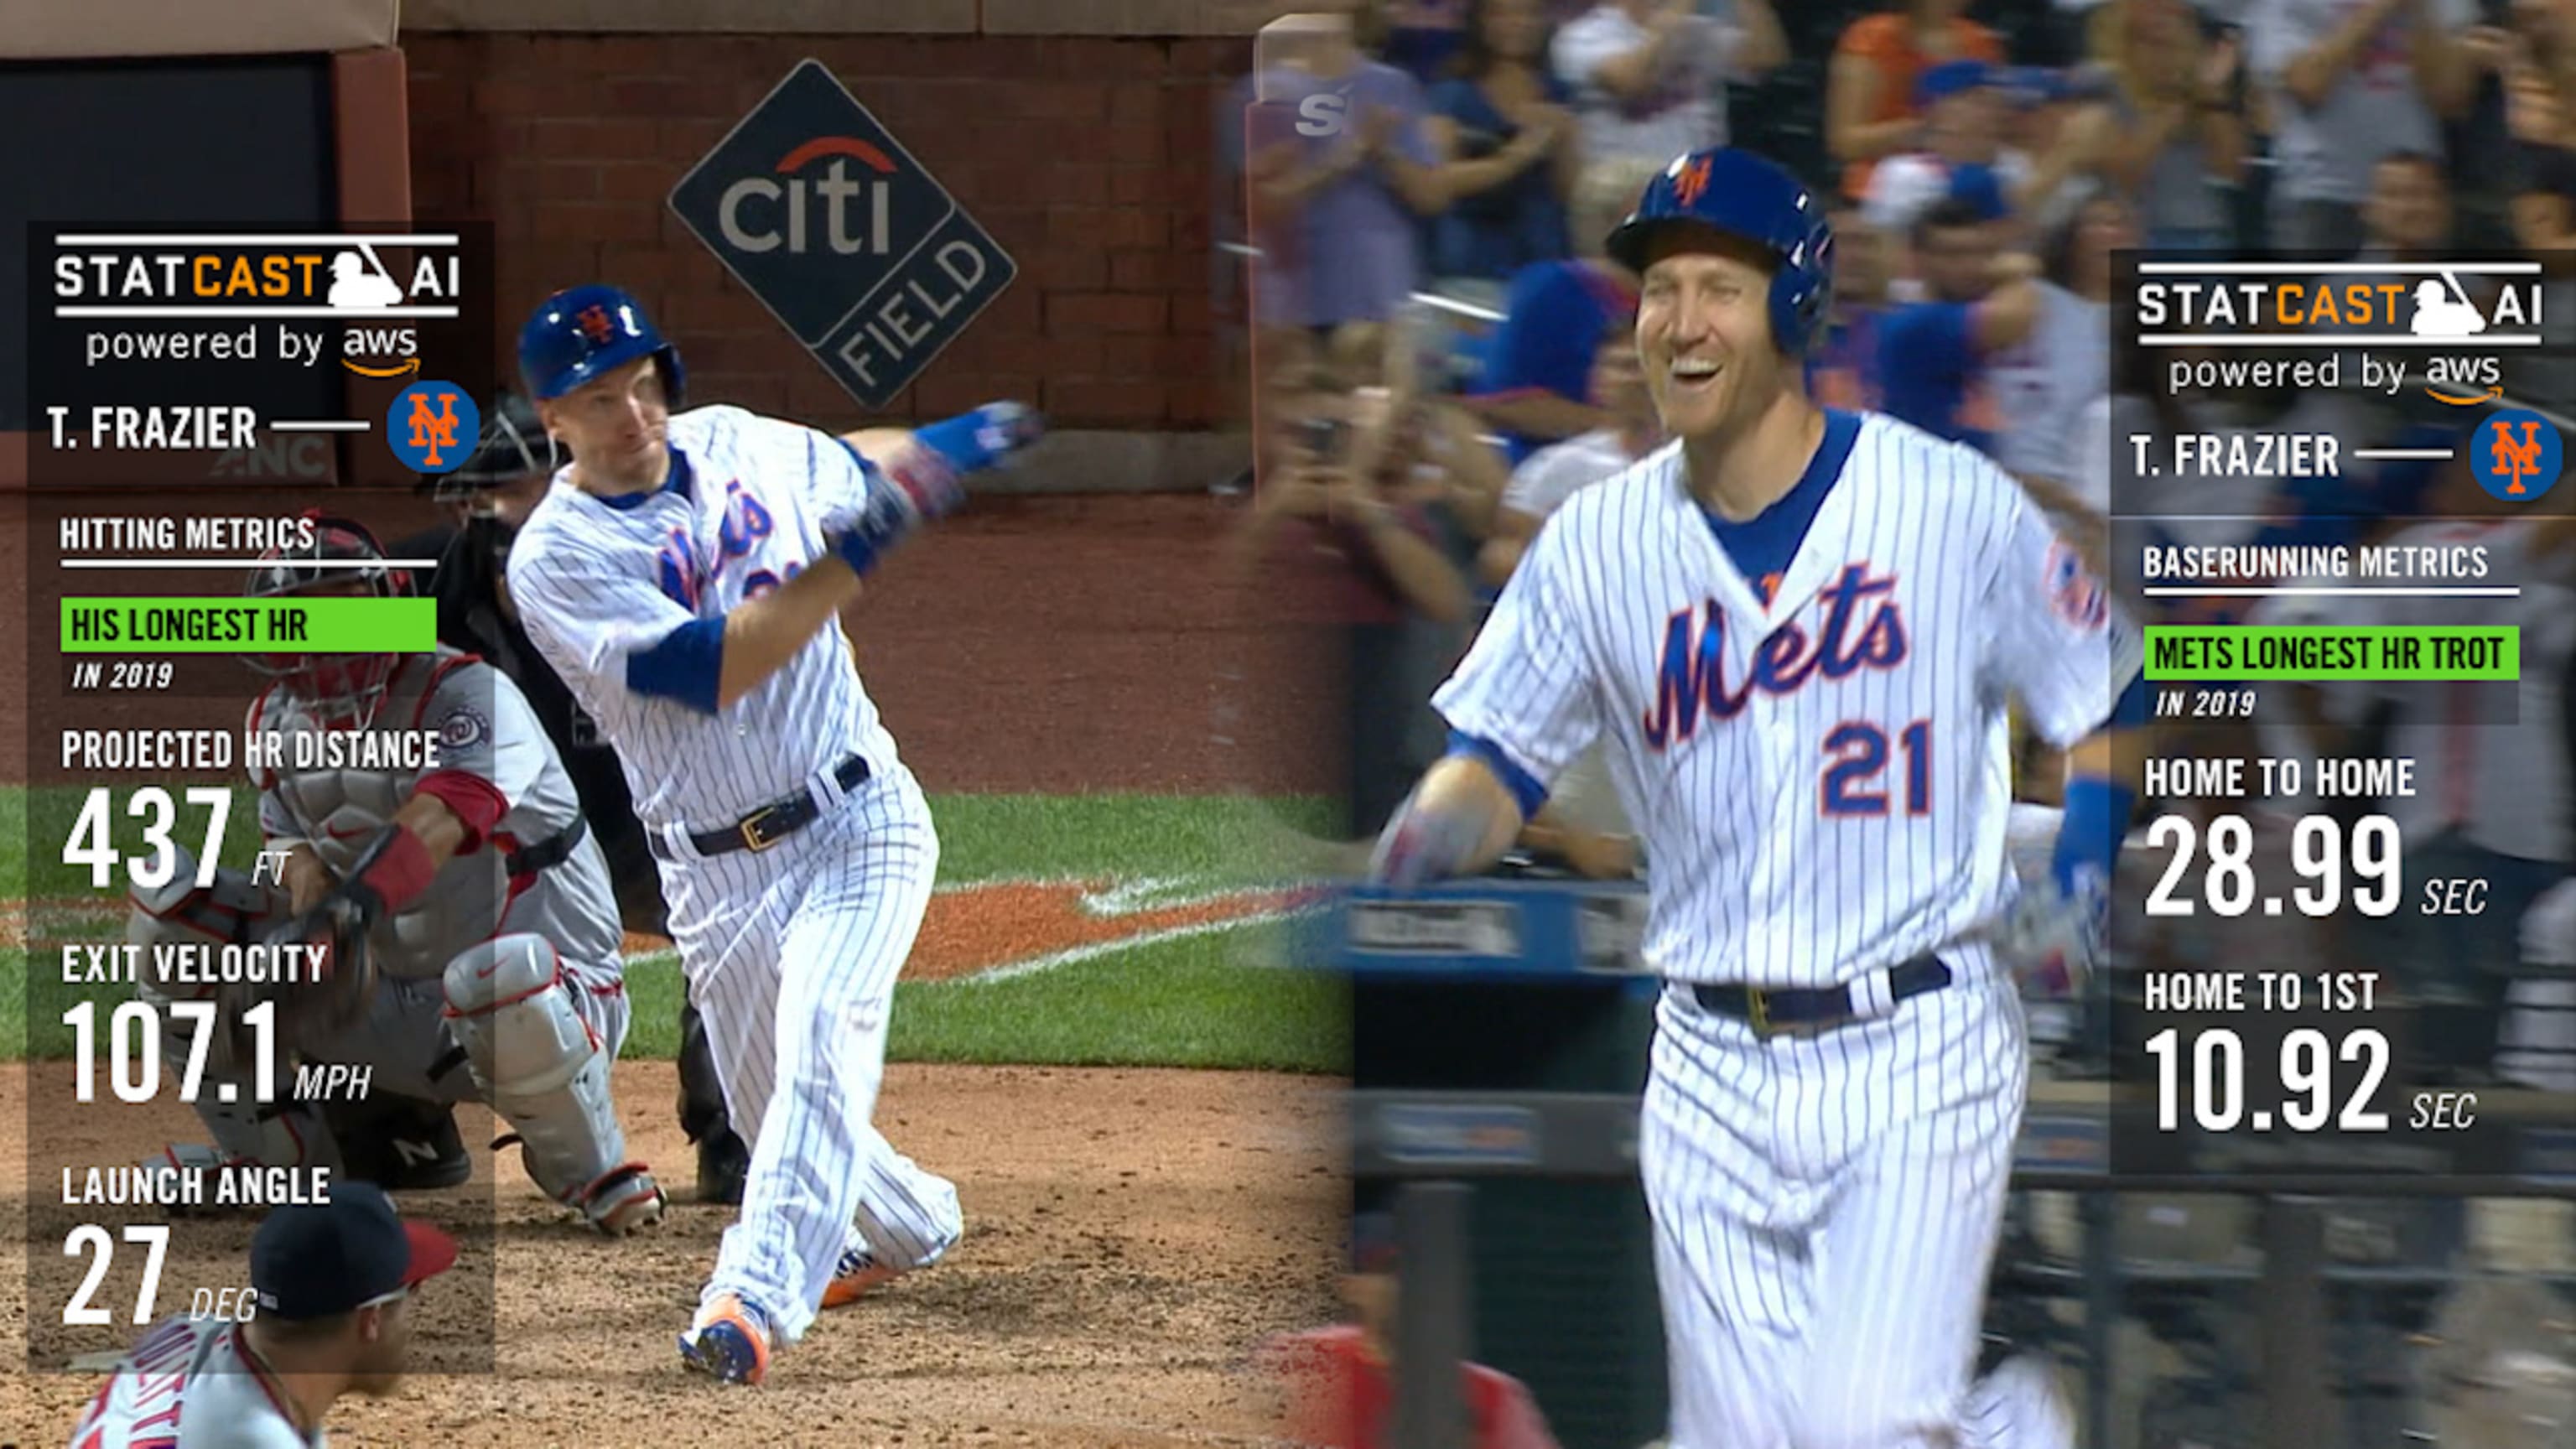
[
  {"xmin": 1747, "ymin": 987, "xmax": 1774, "ymax": 1038},
  {"xmin": 739, "ymin": 807, "xmax": 784, "ymax": 853}
]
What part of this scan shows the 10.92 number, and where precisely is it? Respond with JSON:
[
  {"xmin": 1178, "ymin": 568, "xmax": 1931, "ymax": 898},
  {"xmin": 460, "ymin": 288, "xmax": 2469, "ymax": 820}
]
[{"xmin": 2144, "ymin": 813, "xmax": 2402, "ymax": 919}]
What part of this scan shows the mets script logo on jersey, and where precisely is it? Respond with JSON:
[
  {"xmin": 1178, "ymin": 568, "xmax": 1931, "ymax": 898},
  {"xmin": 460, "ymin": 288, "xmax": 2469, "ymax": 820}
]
[
  {"xmin": 657, "ymin": 479, "xmax": 784, "ymax": 610},
  {"xmin": 2044, "ymin": 542, "xmax": 2107, "ymax": 631},
  {"xmin": 387, "ymin": 381, "xmax": 481, "ymax": 475},
  {"xmin": 1643, "ymin": 564, "xmax": 1908, "ymax": 750}
]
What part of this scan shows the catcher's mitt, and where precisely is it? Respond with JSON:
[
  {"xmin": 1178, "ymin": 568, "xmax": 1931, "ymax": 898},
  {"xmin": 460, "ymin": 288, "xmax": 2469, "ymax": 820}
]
[{"xmin": 229, "ymin": 895, "xmax": 380, "ymax": 1051}]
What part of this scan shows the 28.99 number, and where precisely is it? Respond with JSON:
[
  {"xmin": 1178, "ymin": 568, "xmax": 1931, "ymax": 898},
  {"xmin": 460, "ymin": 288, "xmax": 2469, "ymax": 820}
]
[{"xmin": 2144, "ymin": 813, "xmax": 2402, "ymax": 918}]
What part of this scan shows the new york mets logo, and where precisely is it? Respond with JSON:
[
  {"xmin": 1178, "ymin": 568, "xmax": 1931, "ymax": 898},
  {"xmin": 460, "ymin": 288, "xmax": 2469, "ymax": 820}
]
[
  {"xmin": 1672, "ymin": 156, "xmax": 1712, "ymax": 208},
  {"xmin": 2470, "ymin": 408, "xmax": 2563, "ymax": 501},
  {"xmin": 2044, "ymin": 542, "xmax": 2107, "ymax": 631},
  {"xmin": 385, "ymin": 381, "xmax": 481, "ymax": 475},
  {"xmin": 1643, "ymin": 564, "xmax": 1909, "ymax": 750},
  {"xmin": 576, "ymin": 303, "xmax": 618, "ymax": 344},
  {"xmin": 655, "ymin": 480, "xmax": 781, "ymax": 611}
]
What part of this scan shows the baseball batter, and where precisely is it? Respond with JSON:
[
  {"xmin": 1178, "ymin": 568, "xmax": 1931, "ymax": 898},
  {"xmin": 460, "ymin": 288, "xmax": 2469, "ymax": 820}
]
[
  {"xmin": 1368, "ymin": 148, "xmax": 2148, "ymax": 1447},
  {"xmin": 502, "ymin": 285, "xmax": 1036, "ymax": 1384},
  {"xmin": 129, "ymin": 516, "xmax": 665, "ymax": 1236}
]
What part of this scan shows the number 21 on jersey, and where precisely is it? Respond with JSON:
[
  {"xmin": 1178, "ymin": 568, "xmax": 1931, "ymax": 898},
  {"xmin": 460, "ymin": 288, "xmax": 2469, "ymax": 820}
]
[{"xmin": 1821, "ymin": 719, "xmax": 1931, "ymax": 817}]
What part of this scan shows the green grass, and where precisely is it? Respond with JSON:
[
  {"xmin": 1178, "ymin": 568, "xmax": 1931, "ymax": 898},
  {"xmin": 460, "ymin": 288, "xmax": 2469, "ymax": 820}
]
[{"xmin": 2, "ymin": 787, "xmax": 1350, "ymax": 1074}]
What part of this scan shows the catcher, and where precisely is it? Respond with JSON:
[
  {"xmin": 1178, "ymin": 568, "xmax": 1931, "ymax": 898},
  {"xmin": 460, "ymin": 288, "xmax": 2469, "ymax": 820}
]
[{"xmin": 127, "ymin": 513, "xmax": 666, "ymax": 1235}]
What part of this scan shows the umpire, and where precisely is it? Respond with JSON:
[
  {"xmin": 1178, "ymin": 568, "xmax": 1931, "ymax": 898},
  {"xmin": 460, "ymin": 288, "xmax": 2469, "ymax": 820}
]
[{"xmin": 399, "ymin": 391, "xmax": 751, "ymax": 1204}]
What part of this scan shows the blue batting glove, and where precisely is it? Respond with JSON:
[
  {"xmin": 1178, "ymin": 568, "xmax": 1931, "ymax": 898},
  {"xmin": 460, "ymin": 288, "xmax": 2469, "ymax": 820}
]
[{"xmin": 916, "ymin": 402, "xmax": 1043, "ymax": 475}]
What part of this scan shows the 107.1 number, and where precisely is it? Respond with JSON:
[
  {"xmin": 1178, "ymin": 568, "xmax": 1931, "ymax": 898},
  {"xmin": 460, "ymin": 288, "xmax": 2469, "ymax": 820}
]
[
  {"xmin": 61, "ymin": 999, "xmax": 277, "ymax": 1105},
  {"xmin": 2144, "ymin": 813, "xmax": 2402, "ymax": 918}
]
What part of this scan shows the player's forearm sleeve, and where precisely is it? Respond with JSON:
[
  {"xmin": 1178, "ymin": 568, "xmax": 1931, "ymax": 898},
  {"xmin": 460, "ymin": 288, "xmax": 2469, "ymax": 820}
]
[{"xmin": 626, "ymin": 616, "xmax": 724, "ymax": 714}]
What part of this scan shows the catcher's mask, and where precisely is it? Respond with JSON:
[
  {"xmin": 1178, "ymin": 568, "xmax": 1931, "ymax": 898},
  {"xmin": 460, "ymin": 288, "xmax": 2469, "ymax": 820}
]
[{"xmin": 243, "ymin": 512, "xmax": 413, "ymax": 730}]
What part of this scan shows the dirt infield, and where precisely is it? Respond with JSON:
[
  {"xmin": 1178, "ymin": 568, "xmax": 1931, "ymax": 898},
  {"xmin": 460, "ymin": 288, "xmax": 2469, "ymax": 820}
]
[{"xmin": 0, "ymin": 1060, "xmax": 1344, "ymax": 1446}]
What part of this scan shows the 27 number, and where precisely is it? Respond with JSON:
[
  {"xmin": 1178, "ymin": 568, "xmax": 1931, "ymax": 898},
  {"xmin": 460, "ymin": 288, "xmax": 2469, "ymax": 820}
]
[
  {"xmin": 65, "ymin": 1225, "xmax": 170, "ymax": 1326},
  {"xmin": 1821, "ymin": 719, "xmax": 1931, "ymax": 816}
]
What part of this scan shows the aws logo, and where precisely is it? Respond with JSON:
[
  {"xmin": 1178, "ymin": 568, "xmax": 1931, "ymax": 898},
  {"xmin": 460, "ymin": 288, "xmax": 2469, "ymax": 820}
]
[{"xmin": 718, "ymin": 135, "xmax": 900, "ymax": 256}]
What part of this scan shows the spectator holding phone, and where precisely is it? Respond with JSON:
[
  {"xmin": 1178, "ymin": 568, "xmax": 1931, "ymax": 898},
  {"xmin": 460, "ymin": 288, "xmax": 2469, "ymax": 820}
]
[{"xmin": 1235, "ymin": 359, "xmax": 1478, "ymax": 839}]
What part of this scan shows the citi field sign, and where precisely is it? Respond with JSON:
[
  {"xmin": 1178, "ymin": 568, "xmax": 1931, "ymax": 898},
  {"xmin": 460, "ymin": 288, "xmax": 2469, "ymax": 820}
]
[{"xmin": 670, "ymin": 59, "xmax": 1017, "ymax": 409}]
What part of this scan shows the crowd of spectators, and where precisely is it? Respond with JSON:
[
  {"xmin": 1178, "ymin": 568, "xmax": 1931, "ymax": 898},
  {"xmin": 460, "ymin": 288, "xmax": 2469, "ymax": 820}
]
[{"xmin": 1224, "ymin": 0, "xmax": 2576, "ymax": 1086}]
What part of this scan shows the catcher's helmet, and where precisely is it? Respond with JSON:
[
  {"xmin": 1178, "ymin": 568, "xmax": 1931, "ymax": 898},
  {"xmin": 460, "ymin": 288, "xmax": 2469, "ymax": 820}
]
[
  {"xmin": 516, "ymin": 284, "xmax": 686, "ymax": 407},
  {"xmin": 420, "ymin": 390, "xmax": 558, "ymax": 501},
  {"xmin": 1603, "ymin": 148, "xmax": 1835, "ymax": 356},
  {"xmin": 243, "ymin": 512, "xmax": 413, "ymax": 730}
]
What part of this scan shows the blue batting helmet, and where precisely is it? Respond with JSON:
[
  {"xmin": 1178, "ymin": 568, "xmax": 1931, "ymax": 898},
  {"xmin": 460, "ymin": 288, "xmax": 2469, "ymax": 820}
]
[
  {"xmin": 516, "ymin": 284, "xmax": 687, "ymax": 407},
  {"xmin": 1603, "ymin": 148, "xmax": 1836, "ymax": 356}
]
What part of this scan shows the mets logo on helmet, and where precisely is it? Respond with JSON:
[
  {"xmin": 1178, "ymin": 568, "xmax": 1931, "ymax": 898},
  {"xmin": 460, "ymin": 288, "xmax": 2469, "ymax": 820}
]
[
  {"xmin": 387, "ymin": 382, "xmax": 482, "ymax": 475},
  {"xmin": 1674, "ymin": 156, "xmax": 1712, "ymax": 207},
  {"xmin": 576, "ymin": 303, "xmax": 618, "ymax": 344}
]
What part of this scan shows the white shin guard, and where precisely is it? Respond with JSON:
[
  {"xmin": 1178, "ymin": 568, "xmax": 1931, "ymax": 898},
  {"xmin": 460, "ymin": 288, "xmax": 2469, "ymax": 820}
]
[{"xmin": 444, "ymin": 934, "xmax": 661, "ymax": 1232}]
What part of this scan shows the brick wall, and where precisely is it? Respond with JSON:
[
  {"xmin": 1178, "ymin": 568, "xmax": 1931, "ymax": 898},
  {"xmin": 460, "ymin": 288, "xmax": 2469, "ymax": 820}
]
[{"xmin": 404, "ymin": 31, "xmax": 1254, "ymax": 434}]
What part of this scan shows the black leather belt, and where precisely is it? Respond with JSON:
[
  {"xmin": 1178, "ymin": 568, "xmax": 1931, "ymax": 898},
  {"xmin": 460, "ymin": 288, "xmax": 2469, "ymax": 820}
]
[
  {"xmin": 503, "ymin": 817, "xmax": 588, "ymax": 877},
  {"xmin": 652, "ymin": 755, "xmax": 871, "ymax": 862},
  {"xmin": 1691, "ymin": 955, "xmax": 1952, "ymax": 1036}
]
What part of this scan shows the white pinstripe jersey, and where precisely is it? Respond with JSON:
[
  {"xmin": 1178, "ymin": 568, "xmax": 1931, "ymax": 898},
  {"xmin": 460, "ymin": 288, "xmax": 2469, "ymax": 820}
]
[
  {"xmin": 507, "ymin": 404, "xmax": 901, "ymax": 837},
  {"xmin": 1435, "ymin": 412, "xmax": 2142, "ymax": 989}
]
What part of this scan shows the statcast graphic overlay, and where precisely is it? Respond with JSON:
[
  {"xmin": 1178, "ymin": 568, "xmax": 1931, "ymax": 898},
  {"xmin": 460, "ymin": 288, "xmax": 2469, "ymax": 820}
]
[
  {"xmin": 2099, "ymin": 251, "xmax": 2574, "ymax": 1187},
  {"xmin": 23, "ymin": 226, "xmax": 498, "ymax": 1373}
]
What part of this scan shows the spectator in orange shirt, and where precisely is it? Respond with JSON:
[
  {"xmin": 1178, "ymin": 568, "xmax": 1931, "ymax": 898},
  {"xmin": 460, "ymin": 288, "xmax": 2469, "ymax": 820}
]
[
  {"xmin": 1827, "ymin": 0, "xmax": 2007, "ymax": 202},
  {"xmin": 1257, "ymin": 1213, "xmax": 1563, "ymax": 1449}
]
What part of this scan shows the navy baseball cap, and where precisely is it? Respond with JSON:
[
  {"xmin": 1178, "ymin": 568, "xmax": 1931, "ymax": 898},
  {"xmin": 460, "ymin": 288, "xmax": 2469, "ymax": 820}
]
[{"xmin": 250, "ymin": 1182, "xmax": 459, "ymax": 1320}]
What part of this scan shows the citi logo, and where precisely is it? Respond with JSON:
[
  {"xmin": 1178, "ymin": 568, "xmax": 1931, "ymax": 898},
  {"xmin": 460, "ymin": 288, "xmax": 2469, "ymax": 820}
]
[{"xmin": 719, "ymin": 136, "xmax": 897, "ymax": 256}]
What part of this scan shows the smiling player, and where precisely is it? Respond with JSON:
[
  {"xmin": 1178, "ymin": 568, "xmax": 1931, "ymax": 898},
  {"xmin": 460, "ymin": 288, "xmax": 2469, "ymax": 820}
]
[{"xmin": 1368, "ymin": 147, "xmax": 2148, "ymax": 1447}]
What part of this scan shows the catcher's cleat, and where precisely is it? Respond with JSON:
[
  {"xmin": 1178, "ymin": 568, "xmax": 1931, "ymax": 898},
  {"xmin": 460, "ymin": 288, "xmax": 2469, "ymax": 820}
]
[
  {"xmin": 823, "ymin": 1232, "xmax": 953, "ymax": 1309},
  {"xmin": 574, "ymin": 1161, "xmax": 667, "ymax": 1237},
  {"xmin": 677, "ymin": 1293, "xmax": 771, "ymax": 1386}
]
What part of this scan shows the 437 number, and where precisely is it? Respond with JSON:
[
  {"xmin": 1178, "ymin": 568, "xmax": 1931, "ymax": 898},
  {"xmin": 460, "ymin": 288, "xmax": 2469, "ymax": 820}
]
[{"xmin": 64, "ymin": 786, "xmax": 229, "ymax": 891}]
